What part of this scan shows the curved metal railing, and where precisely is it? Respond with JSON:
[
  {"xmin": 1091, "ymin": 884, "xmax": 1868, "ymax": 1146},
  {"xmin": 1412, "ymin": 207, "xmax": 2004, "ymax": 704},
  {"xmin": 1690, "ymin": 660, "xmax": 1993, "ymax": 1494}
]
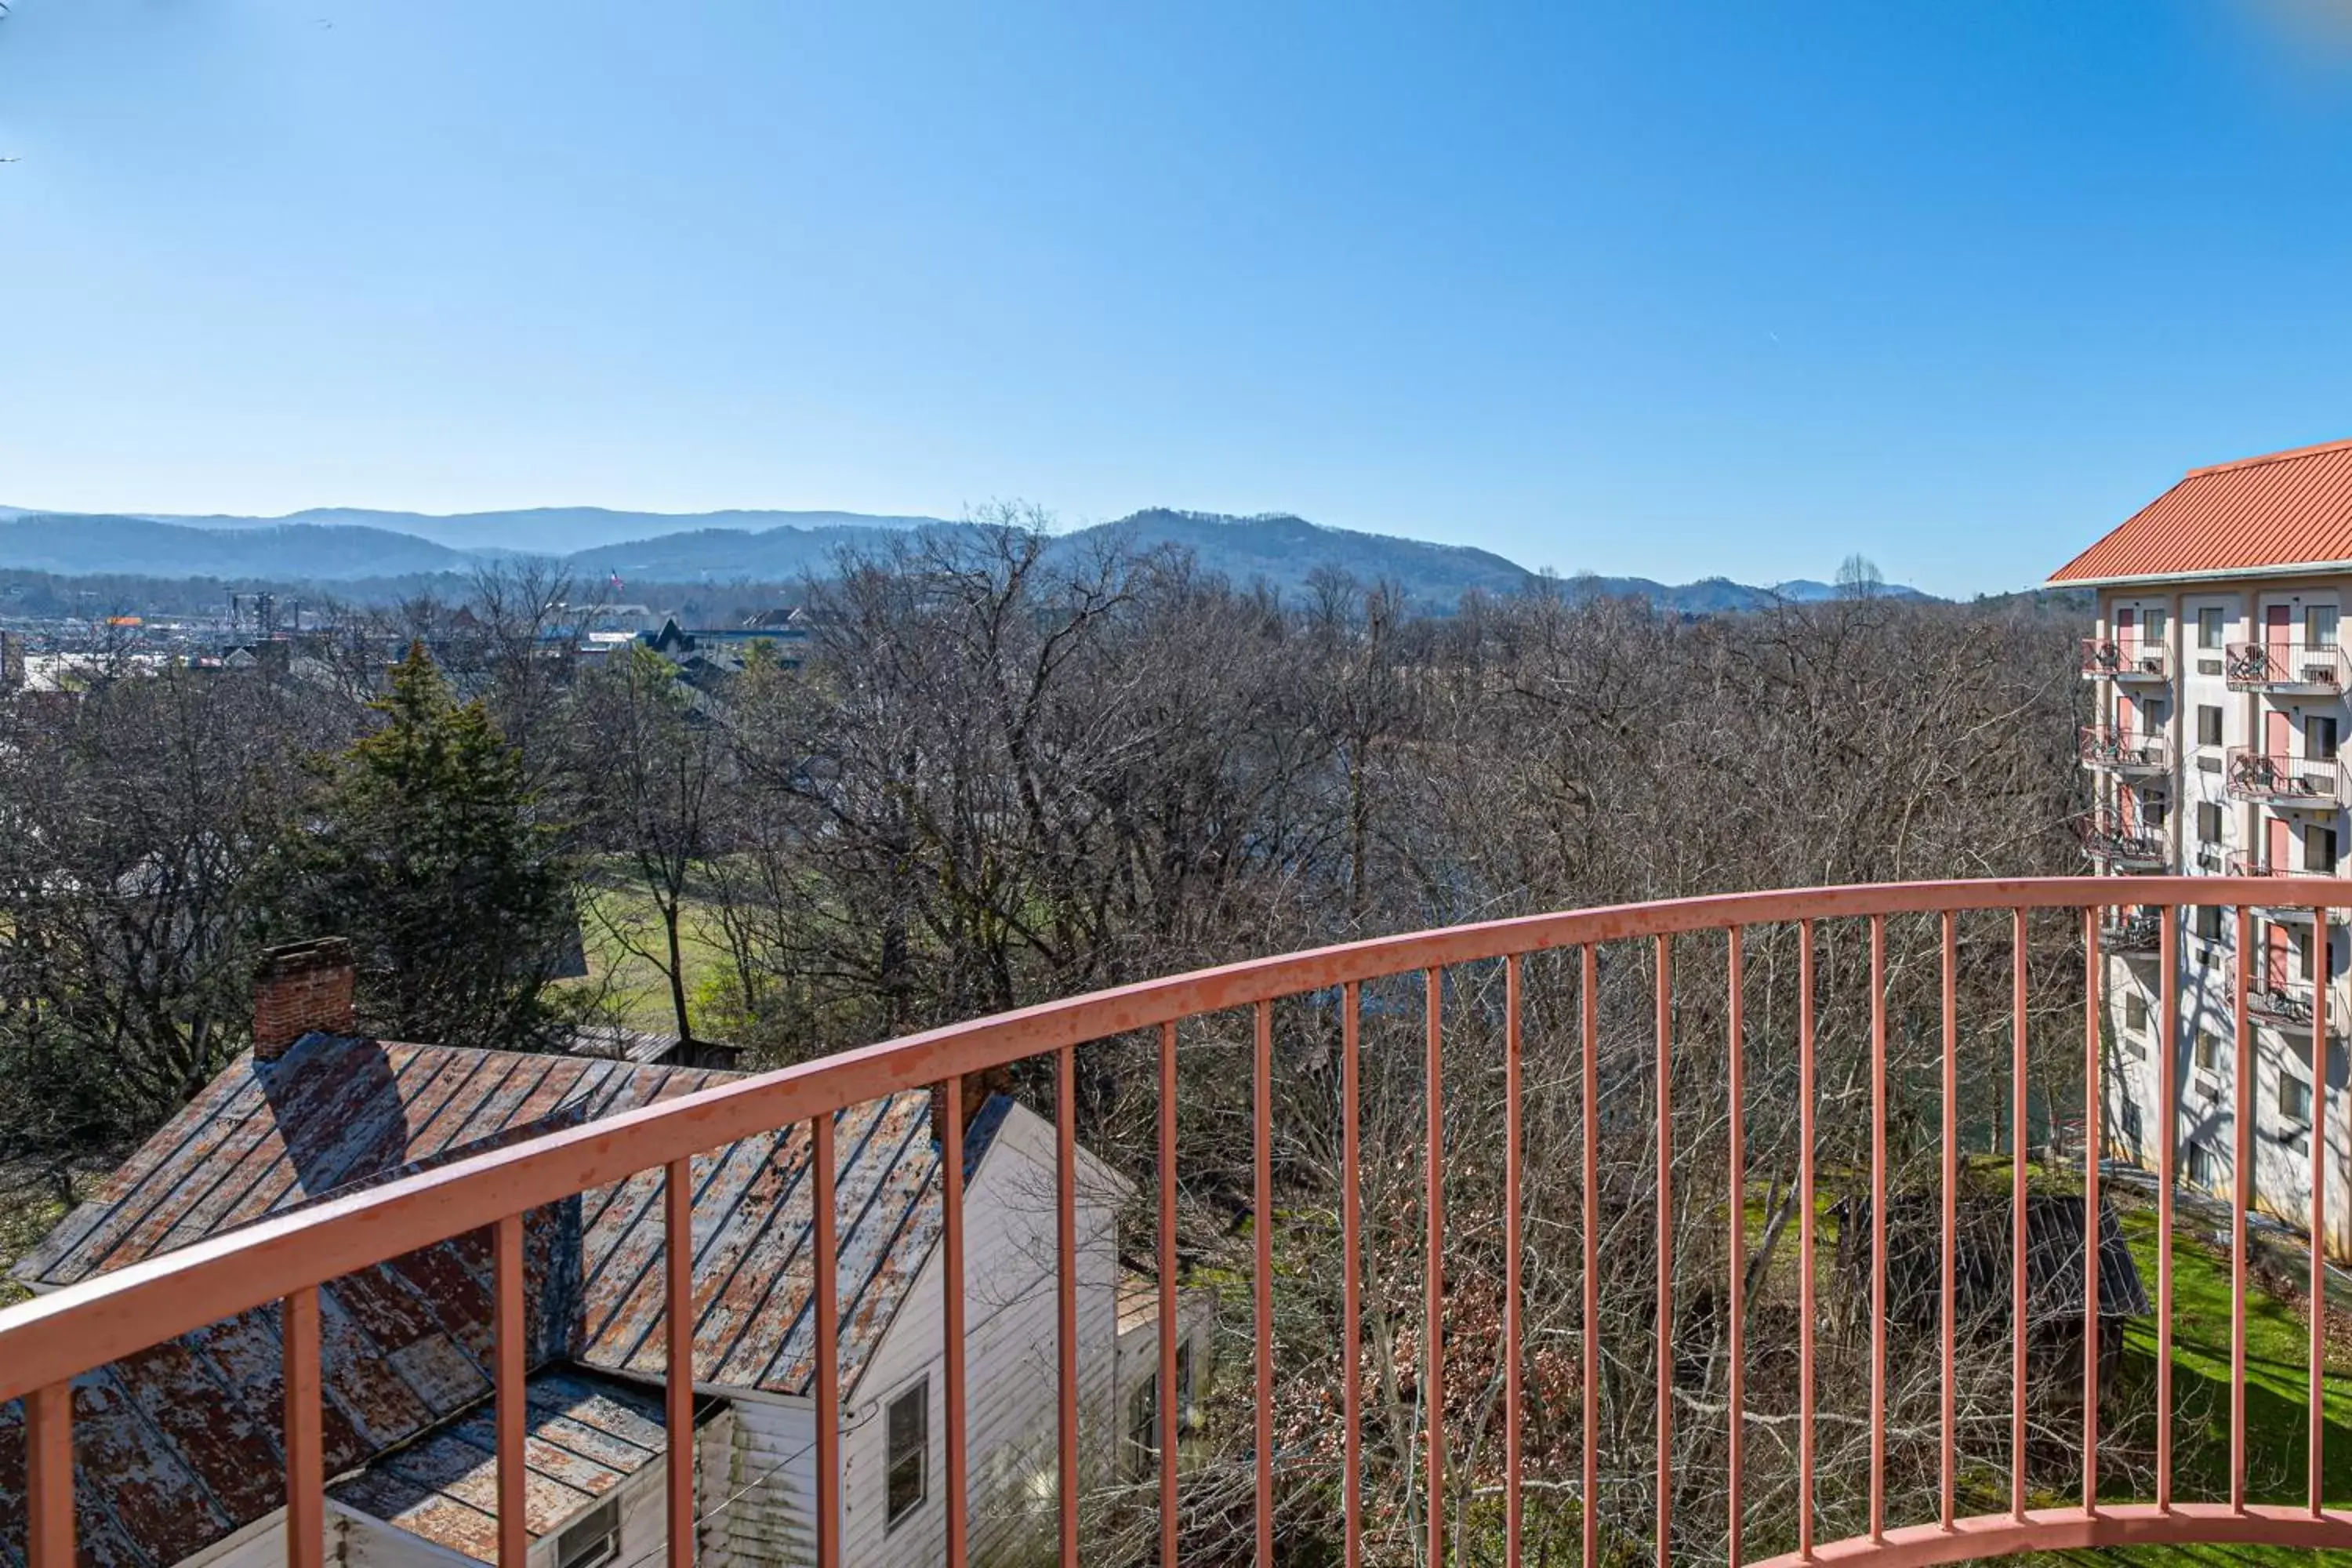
[{"xmin": 5, "ymin": 877, "xmax": 2352, "ymax": 1566}]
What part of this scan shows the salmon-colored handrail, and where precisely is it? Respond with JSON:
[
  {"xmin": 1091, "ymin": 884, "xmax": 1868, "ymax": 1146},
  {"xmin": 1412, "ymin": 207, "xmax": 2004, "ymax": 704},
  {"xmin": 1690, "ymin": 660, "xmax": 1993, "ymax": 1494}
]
[{"xmin": 0, "ymin": 873, "xmax": 2341, "ymax": 1405}]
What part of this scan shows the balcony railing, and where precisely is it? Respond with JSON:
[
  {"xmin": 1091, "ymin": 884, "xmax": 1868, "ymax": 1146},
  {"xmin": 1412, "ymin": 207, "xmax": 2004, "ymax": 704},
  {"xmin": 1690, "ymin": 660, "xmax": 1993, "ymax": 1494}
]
[
  {"xmin": 2097, "ymin": 907, "xmax": 2164, "ymax": 954},
  {"xmin": 2078, "ymin": 809, "xmax": 2168, "ymax": 869},
  {"xmin": 2230, "ymin": 960, "xmax": 2320, "ymax": 1032},
  {"xmin": 2080, "ymin": 637, "xmax": 2171, "ymax": 681},
  {"xmin": 2224, "ymin": 641, "xmax": 2350, "ymax": 694},
  {"xmin": 2224, "ymin": 851, "xmax": 2333, "ymax": 920},
  {"xmin": 2078, "ymin": 727, "xmax": 2169, "ymax": 775},
  {"xmin": 9, "ymin": 877, "xmax": 2352, "ymax": 1568},
  {"xmin": 2224, "ymin": 748, "xmax": 2347, "ymax": 808}
]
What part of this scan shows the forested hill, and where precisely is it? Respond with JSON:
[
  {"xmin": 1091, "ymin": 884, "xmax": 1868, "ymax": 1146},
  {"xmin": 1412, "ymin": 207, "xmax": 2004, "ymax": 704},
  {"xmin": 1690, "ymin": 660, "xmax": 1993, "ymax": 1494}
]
[{"xmin": 0, "ymin": 505, "xmax": 1938, "ymax": 608}]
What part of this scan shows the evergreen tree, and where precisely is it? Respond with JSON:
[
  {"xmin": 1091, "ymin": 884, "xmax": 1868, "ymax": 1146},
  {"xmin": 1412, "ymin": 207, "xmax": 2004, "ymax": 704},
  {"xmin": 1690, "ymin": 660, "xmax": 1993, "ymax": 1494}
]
[{"xmin": 283, "ymin": 642, "xmax": 576, "ymax": 1048}]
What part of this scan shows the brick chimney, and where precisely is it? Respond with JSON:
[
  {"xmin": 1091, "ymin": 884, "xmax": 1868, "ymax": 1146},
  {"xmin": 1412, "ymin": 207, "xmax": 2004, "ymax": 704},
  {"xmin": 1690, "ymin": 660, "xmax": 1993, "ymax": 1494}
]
[
  {"xmin": 932, "ymin": 1065, "xmax": 1014, "ymax": 1152},
  {"xmin": 252, "ymin": 938, "xmax": 357, "ymax": 1062}
]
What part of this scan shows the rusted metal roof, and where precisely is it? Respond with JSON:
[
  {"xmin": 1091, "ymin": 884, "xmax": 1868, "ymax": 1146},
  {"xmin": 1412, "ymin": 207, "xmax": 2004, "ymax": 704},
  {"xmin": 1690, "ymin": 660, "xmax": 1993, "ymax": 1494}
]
[
  {"xmin": 2049, "ymin": 437, "xmax": 2352, "ymax": 585},
  {"xmin": 1, "ymin": 1036, "xmax": 1013, "ymax": 1568},
  {"xmin": 329, "ymin": 1368, "xmax": 675, "ymax": 1566}
]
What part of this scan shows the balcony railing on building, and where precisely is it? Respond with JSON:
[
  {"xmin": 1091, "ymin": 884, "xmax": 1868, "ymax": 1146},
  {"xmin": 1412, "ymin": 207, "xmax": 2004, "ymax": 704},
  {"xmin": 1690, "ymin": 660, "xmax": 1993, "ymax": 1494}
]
[
  {"xmin": 2080, "ymin": 637, "xmax": 2171, "ymax": 682},
  {"xmin": 15, "ymin": 877, "xmax": 2352, "ymax": 1568},
  {"xmin": 2078, "ymin": 727, "xmax": 2169, "ymax": 775},
  {"xmin": 2223, "ymin": 748, "xmax": 2346, "ymax": 809},
  {"xmin": 2224, "ymin": 640, "xmax": 2350, "ymax": 695},
  {"xmin": 2078, "ymin": 808, "xmax": 2167, "ymax": 870},
  {"xmin": 2230, "ymin": 960, "xmax": 2320, "ymax": 1031},
  {"xmin": 2224, "ymin": 851, "xmax": 2328, "ymax": 922},
  {"xmin": 2096, "ymin": 907, "xmax": 2163, "ymax": 956}
]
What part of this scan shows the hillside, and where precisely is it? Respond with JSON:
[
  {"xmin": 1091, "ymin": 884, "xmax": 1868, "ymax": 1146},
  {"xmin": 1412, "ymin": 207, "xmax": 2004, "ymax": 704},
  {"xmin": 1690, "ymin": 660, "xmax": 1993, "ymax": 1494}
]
[{"xmin": 0, "ymin": 505, "xmax": 1940, "ymax": 610}]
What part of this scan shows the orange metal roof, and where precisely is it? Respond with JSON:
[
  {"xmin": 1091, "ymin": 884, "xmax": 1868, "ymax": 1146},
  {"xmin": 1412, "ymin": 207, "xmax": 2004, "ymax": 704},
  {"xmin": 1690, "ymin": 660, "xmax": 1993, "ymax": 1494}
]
[{"xmin": 2048, "ymin": 438, "xmax": 2352, "ymax": 586}]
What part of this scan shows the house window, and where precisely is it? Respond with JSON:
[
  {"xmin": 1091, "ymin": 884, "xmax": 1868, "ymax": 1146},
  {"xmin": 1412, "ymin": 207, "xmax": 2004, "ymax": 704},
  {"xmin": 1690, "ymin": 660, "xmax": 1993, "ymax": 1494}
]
[
  {"xmin": 2310, "ymin": 824, "xmax": 2340, "ymax": 875},
  {"xmin": 2189, "ymin": 1140, "xmax": 2217, "ymax": 1189},
  {"xmin": 887, "ymin": 1380, "xmax": 928, "ymax": 1526},
  {"xmin": 2314, "ymin": 716, "xmax": 2341, "ymax": 763},
  {"xmin": 555, "ymin": 1501, "xmax": 619, "ymax": 1568},
  {"xmin": 2199, "ymin": 608, "xmax": 2226, "ymax": 649},
  {"xmin": 2144, "ymin": 608, "xmax": 2169, "ymax": 646},
  {"xmin": 2194, "ymin": 906, "xmax": 2224, "ymax": 943},
  {"xmin": 2198, "ymin": 706, "xmax": 2224, "ymax": 748},
  {"xmin": 2143, "ymin": 797, "xmax": 2169, "ymax": 830},
  {"xmin": 2198, "ymin": 802, "xmax": 2223, "ymax": 843},
  {"xmin": 2311, "ymin": 606, "xmax": 2340, "ymax": 650},
  {"xmin": 2281, "ymin": 1072, "xmax": 2315, "ymax": 1124},
  {"xmin": 1125, "ymin": 1342, "xmax": 1196, "ymax": 1478},
  {"xmin": 2123, "ymin": 993, "xmax": 2148, "ymax": 1034}
]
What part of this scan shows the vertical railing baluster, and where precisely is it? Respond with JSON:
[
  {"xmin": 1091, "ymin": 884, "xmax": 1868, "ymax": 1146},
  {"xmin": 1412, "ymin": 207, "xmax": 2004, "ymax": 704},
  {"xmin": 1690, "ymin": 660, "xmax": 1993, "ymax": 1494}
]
[
  {"xmin": 26, "ymin": 1381, "xmax": 71, "ymax": 1568},
  {"xmin": 1158, "ymin": 1028, "xmax": 1178, "ymax": 1568},
  {"xmin": 944, "ymin": 1080, "xmax": 971, "ymax": 1568},
  {"xmin": 1256, "ymin": 999, "xmax": 1275, "ymax": 1568},
  {"xmin": 2011, "ymin": 909, "xmax": 2028, "ymax": 1525},
  {"xmin": 2233, "ymin": 906, "xmax": 2252, "ymax": 1515},
  {"xmin": 1726, "ymin": 928, "xmax": 1746, "ymax": 1568},
  {"xmin": 1425, "ymin": 970, "xmax": 1446, "ymax": 1568},
  {"xmin": 1343, "ymin": 982, "xmax": 1363, "ymax": 1568},
  {"xmin": 2315, "ymin": 907, "xmax": 2332, "ymax": 1520},
  {"xmin": 814, "ymin": 1114, "xmax": 841, "ymax": 1568},
  {"xmin": 1941, "ymin": 911, "xmax": 1958, "ymax": 1533},
  {"xmin": 1582, "ymin": 943, "xmax": 1600, "ymax": 1568},
  {"xmin": 1654, "ymin": 934, "xmax": 1673, "ymax": 1568},
  {"xmin": 664, "ymin": 1162, "xmax": 695, "ymax": 1568},
  {"xmin": 1868, "ymin": 915, "xmax": 1887, "ymax": 1545},
  {"xmin": 1057, "ymin": 1047, "xmax": 1080, "ymax": 1563},
  {"xmin": 1505, "ymin": 954, "xmax": 1524, "ymax": 1568},
  {"xmin": 285, "ymin": 1287, "xmax": 322, "ymax": 1568},
  {"xmin": 1798, "ymin": 920, "xmax": 1817, "ymax": 1562},
  {"xmin": 2082, "ymin": 908, "xmax": 2102, "ymax": 1514},
  {"xmin": 495, "ymin": 1212, "xmax": 527, "ymax": 1568},
  {"xmin": 2158, "ymin": 906, "xmax": 2177, "ymax": 1515}
]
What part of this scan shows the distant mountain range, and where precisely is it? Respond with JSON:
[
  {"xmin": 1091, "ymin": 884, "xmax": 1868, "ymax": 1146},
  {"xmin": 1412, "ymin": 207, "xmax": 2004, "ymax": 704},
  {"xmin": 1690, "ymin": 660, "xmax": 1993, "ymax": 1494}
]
[{"xmin": 0, "ymin": 504, "xmax": 1935, "ymax": 610}]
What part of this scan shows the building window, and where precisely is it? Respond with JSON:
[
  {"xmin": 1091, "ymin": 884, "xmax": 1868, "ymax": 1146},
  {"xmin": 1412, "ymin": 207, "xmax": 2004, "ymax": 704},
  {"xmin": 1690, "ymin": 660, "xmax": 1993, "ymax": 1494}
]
[
  {"xmin": 2310, "ymin": 824, "xmax": 2340, "ymax": 875},
  {"xmin": 2199, "ymin": 607, "xmax": 2226, "ymax": 649},
  {"xmin": 2143, "ymin": 797, "xmax": 2169, "ymax": 830},
  {"xmin": 2314, "ymin": 715, "xmax": 2341, "ymax": 763},
  {"xmin": 2198, "ymin": 802, "xmax": 2223, "ymax": 843},
  {"xmin": 2189, "ymin": 1140, "xmax": 2217, "ymax": 1189},
  {"xmin": 2198, "ymin": 706, "xmax": 2223, "ymax": 747},
  {"xmin": 2195, "ymin": 1029, "xmax": 2223, "ymax": 1073},
  {"xmin": 555, "ymin": 1501, "xmax": 619, "ymax": 1568},
  {"xmin": 2281, "ymin": 1072, "xmax": 2315, "ymax": 1124},
  {"xmin": 2311, "ymin": 606, "xmax": 2339, "ymax": 650},
  {"xmin": 2194, "ymin": 906, "xmax": 2224, "ymax": 943},
  {"xmin": 887, "ymin": 1380, "xmax": 928, "ymax": 1526},
  {"xmin": 2144, "ymin": 607, "xmax": 2169, "ymax": 645},
  {"xmin": 2123, "ymin": 993, "xmax": 2148, "ymax": 1033}
]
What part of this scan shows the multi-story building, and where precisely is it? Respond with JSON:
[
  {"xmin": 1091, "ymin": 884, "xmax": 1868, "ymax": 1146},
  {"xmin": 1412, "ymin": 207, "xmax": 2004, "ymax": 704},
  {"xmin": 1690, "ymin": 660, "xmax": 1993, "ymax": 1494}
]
[{"xmin": 2050, "ymin": 437, "xmax": 2352, "ymax": 1256}]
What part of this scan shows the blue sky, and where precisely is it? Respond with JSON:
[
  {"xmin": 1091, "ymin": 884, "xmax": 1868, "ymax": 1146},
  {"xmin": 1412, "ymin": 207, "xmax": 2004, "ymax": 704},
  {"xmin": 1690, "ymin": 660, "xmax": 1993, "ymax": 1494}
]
[{"xmin": 6, "ymin": 2, "xmax": 2352, "ymax": 594}]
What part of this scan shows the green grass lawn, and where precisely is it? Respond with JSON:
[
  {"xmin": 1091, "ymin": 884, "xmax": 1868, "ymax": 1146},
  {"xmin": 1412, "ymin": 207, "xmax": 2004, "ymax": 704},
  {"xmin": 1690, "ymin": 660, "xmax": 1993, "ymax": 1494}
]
[
  {"xmin": 557, "ymin": 877, "xmax": 735, "ymax": 1035},
  {"xmin": 2041, "ymin": 1203, "xmax": 2352, "ymax": 1568}
]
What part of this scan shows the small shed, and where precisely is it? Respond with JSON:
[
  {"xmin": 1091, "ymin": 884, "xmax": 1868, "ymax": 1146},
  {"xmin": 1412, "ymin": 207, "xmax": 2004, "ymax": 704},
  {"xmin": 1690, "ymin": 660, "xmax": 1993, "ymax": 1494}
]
[{"xmin": 1835, "ymin": 1192, "xmax": 2150, "ymax": 1398}]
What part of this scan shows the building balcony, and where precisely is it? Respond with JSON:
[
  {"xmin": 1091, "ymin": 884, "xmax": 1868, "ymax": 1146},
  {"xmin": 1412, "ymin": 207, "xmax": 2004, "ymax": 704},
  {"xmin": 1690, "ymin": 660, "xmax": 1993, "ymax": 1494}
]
[
  {"xmin": 2231, "ymin": 962, "xmax": 2320, "ymax": 1032},
  {"xmin": 2081, "ymin": 637, "xmax": 2171, "ymax": 682},
  {"xmin": 2224, "ymin": 640, "xmax": 2350, "ymax": 695},
  {"xmin": 14, "ymin": 878, "xmax": 2352, "ymax": 1568},
  {"xmin": 2097, "ymin": 907, "xmax": 2165, "ymax": 956},
  {"xmin": 2223, "ymin": 851, "xmax": 2332, "ymax": 921},
  {"xmin": 2223, "ymin": 748, "xmax": 2346, "ymax": 809},
  {"xmin": 2078, "ymin": 726, "xmax": 2169, "ymax": 775},
  {"xmin": 2078, "ymin": 809, "xmax": 2168, "ymax": 870}
]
